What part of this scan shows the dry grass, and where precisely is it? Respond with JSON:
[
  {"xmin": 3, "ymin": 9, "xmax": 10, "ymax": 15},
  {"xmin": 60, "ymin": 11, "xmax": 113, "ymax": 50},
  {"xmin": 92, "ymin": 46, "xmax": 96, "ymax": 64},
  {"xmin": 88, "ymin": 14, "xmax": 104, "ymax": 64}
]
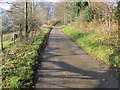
[
  {"xmin": 69, "ymin": 20, "xmax": 118, "ymax": 34},
  {"xmin": 68, "ymin": 20, "xmax": 119, "ymax": 49},
  {"xmin": 3, "ymin": 31, "xmax": 19, "ymax": 41}
]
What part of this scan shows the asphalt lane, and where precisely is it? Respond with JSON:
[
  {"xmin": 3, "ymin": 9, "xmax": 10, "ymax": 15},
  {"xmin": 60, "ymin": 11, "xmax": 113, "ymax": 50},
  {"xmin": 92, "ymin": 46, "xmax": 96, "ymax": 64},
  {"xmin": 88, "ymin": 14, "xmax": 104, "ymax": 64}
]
[{"xmin": 35, "ymin": 27, "xmax": 119, "ymax": 88}]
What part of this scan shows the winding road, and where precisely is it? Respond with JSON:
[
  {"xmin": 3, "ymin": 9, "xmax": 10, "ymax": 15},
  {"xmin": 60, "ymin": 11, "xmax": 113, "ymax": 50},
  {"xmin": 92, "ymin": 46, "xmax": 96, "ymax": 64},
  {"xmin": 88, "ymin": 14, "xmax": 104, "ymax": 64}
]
[{"xmin": 35, "ymin": 27, "xmax": 119, "ymax": 88}]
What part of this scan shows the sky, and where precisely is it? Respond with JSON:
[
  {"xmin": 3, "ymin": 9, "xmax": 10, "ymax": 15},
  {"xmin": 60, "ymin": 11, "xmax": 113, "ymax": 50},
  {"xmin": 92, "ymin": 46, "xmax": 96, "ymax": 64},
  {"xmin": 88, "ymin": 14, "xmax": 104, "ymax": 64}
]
[
  {"xmin": 45, "ymin": 0, "xmax": 60, "ymax": 2},
  {"xmin": 0, "ymin": 4, "xmax": 11, "ymax": 10},
  {"xmin": 0, "ymin": 0, "xmax": 15, "ymax": 11},
  {"xmin": 0, "ymin": 0, "xmax": 118, "ymax": 11},
  {"xmin": 0, "ymin": 0, "xmax": 58, "ymax": 11}
]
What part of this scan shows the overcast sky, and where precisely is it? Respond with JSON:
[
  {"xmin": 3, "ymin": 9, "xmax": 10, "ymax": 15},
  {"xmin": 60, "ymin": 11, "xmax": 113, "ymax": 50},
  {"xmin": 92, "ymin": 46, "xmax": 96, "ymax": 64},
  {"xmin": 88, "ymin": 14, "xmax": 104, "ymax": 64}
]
[
  {"xmin": 0, "ymin": 0, "xmax": 118, "ymax": 11},
  {"xmin": 0, "ymin": 0, "xmax": 59, "ymax": 10}
]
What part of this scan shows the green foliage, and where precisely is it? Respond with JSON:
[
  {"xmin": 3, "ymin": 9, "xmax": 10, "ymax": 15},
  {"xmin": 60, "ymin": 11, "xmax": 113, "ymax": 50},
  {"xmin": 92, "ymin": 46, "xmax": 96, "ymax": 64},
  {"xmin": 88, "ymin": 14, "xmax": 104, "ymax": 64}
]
[
  {"xmin": 94, "ymin": 13, "xmax": 103, "ymax": 20},
  {"xmin": 2, "ymin": 27, "xmax": 12, "ymax": 34},
  {"xmin": 1, "ymin": 14, "xmax": 12, "ymax": 34},
  {"xmin": 62, "ymin": 26, "xmax": 120, "ymax": 73},
  {"xmin": 71, "ymin": 2, "xmax": 80, "ymax": 18},
  {"xmin": 3, "ymin": 38, "xmax": 19, "ymax": 49},
  {"xmin": 70, "ymin": 2, "xmax": 89, "ymax": 20},
  {"xmin": 115, "ymin": 1, "xmax": 120, "ymax": 22},
  {"xmin": 2, "ymin": 28, "xmax": 50, "ymax": 88},
  {"xmin": 79, "ymin": 6, "xmax": 93, "ymax": 22}
]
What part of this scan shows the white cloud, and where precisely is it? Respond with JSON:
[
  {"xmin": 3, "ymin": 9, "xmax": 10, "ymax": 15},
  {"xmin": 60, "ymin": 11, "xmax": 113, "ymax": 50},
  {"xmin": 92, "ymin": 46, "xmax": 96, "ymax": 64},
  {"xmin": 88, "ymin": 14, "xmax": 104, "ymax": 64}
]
[
  {"xmin": 0, "ymin": 0, "xmax": 15, "ymax": 10},
  {"xmin": 0, "ymin": 4, "xmax": 11, "ymax": 10},
  {"xmin": 45, "ymin": 0, "xmax": 60, "ymax": 2}
]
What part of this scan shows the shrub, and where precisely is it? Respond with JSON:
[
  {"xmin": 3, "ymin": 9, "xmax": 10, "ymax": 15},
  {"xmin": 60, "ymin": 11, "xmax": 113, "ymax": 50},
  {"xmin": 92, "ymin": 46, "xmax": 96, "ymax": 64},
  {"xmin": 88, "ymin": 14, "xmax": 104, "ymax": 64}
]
[{"xmin": 79, "ymin": 6, "xmax": 93, "ymax": 22}]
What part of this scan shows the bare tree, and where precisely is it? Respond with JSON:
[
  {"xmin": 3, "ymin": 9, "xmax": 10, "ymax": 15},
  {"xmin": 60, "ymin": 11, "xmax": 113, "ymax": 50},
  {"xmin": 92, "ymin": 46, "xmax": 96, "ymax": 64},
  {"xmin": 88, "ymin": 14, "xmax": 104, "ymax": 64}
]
[{"xmin": 90, "ymin": 2, "xmax": 116, "ymax": 34}]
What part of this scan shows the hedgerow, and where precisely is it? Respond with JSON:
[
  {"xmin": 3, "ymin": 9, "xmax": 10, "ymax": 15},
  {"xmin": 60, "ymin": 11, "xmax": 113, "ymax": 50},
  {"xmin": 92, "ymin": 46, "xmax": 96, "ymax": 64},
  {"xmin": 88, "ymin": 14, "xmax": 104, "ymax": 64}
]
[{"xmin": 1, "ymin": 28, "xmax": 50, "ymax": 88}]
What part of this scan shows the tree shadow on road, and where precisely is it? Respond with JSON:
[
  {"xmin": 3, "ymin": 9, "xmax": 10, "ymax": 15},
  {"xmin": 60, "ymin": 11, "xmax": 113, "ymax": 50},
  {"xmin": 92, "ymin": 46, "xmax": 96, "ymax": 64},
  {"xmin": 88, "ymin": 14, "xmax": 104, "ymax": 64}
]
[{"xmin": 37, "ymin": 45, "xmax": 119, "ymax": 89}]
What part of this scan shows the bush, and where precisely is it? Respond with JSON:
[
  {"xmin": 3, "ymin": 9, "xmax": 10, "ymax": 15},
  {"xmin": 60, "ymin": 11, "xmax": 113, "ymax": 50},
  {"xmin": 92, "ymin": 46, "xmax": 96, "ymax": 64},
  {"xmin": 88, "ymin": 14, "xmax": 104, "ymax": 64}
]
[
  {"xmin": 79, "ymin": 6, "xmax": 93, "ymax": 22},
  {"xmin": 2, "ymin": 27, "xmax": 12, "ymax": 34}
]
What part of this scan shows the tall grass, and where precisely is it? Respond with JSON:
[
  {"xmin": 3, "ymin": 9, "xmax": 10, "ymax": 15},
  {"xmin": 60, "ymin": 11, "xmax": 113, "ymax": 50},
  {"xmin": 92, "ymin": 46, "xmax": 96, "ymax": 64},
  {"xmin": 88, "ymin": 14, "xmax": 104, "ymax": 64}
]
[{"xmin": 69, "ymin": 20, "xmax": 118, "ymax": 33}]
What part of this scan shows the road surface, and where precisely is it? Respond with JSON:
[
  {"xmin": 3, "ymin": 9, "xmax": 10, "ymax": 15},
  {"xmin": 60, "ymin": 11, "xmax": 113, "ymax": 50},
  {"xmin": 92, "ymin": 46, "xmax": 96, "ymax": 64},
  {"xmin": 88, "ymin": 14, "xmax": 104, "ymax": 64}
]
[{"xmin": 35, "ymin": 27, "xmax": 119, "ymax": 88}]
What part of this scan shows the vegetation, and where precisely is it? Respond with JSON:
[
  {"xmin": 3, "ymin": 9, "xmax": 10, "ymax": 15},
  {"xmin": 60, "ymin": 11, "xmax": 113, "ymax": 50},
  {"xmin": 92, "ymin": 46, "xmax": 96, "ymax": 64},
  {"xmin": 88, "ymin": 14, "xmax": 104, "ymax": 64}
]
[
  {"xmin": 78, "ymin": 6, "xmax": 93, "ymax": 22},
  {"xmin": 0, "ymin": 2, "xmax": 52, "ymax": 51},
  {"xmin": 62, "ymin": 26, "xmax": 119, "ymax": 74},
  {"xmin": 1, "ymin": 28, "xmax": 50, "ymax": 88},
  {"xmin": 0, "ymin": 1, "xmax": 119, "ymax": 88},
  {"xmin": 0, "ymin": 1, "xmax": 53, "ymax": 88},
  {"xmin": 55, "ymin": 2, "xmax": 120, "ymax": 76}
]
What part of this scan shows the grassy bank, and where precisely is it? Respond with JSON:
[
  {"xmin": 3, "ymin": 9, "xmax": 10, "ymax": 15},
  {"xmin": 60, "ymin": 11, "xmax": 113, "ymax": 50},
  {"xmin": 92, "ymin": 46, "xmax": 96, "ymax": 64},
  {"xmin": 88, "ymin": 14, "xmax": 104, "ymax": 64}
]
[
  {"xmin": 1, "ymin": 27, "xmax": 50, "ymax": 88},
  {"xmin": 61, "ymin": 26, "xmax": 120, "ymax": 76},
  {"xmin": 3, "ymin": 38, "xmax": 20, "ymax": 49}
]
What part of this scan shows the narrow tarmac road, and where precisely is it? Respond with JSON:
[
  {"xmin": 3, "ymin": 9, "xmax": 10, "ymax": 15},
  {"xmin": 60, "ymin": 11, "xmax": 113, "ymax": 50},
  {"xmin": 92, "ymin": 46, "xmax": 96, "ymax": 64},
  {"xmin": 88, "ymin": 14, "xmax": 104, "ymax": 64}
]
[{"xmin": 35, "ymin": 27, "xmax": 119, "ymax": 88}]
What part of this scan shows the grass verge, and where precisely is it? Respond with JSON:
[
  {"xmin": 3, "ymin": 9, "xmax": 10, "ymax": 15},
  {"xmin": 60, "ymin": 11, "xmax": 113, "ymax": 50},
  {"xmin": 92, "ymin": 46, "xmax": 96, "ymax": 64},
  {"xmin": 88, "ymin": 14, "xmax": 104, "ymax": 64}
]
[
  {"xmin": 1, "ymin": 27, "xmax": 51, "ymax": 88},
  {"xmin": 61, "ymin": 25, "xmax": 120, "ymax": 77}
]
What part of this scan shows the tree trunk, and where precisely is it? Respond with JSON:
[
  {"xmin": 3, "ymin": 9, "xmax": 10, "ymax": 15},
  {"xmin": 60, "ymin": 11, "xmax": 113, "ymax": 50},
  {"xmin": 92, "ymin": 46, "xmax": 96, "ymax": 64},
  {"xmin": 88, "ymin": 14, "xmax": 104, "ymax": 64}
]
[
  {"xmin": 0, "ymin": 34, "xmax": 3, "ymax": 51},
  {"xmin": 108, "ymin": 17, "xmax": 111, "ymax": 34},
  {"xmin": 117, "ymin": 1, "xmax": 120, "ymax": 56},
  {"xmin": 32, "ymin": 0, "xmax": 34, "ymax": 13},
  {"xmin": 25, "ymin": 0, "xmax": 28, "ymax": 40},
  {"xmin": 31, "ymin": 0, "xmax": 34, "ymax": 38},
  {"xmin": 64, "ymin": 13, "xmax": 65, "ymax": 24},
  {"xmin": 93, "ymin": 14, "xmax": 95, "ymax": 23},
  {"xmin": 19, "ymin": 24, "xmax": 22, "ymax": 42}
]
